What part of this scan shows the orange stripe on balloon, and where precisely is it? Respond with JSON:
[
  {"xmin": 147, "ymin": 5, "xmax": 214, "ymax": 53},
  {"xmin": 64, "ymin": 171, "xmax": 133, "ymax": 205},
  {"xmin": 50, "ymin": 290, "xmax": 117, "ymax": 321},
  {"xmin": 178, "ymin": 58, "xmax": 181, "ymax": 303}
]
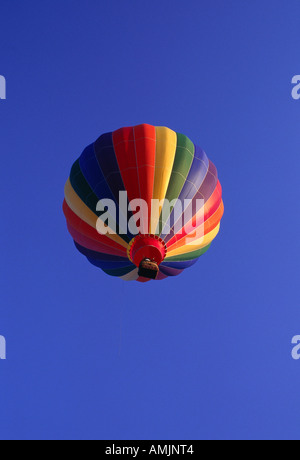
[
  {"xmin": 165, "ymin": 181, "xmax": 222, "ymax": 248},
  {"xmin": 166, "ymin": 201, "xmax": 223, "ymax": 252}
]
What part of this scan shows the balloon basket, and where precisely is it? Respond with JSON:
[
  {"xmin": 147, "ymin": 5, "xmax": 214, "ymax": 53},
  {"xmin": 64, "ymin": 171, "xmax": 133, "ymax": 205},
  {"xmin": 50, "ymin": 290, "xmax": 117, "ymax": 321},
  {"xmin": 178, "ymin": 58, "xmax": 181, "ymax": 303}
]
[{"xmin": 138, "ymin": 259, "xmax": 159, "ymax": 280}]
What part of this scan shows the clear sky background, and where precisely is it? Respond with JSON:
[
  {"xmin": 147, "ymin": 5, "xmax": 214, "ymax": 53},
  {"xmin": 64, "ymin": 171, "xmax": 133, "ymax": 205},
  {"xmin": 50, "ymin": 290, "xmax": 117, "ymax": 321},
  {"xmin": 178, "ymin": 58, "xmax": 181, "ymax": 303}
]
[{"xmin": 1, "ymin": 0, "xmax": 300, "ymax": 440}]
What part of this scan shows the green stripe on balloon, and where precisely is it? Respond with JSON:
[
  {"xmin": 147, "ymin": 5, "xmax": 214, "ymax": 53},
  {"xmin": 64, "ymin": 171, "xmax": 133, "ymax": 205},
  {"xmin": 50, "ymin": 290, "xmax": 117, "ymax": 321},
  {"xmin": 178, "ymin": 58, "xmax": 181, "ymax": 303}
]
[
  {"xmin": 165, "ymin": 244, "xmax": 211, "ymax": 261},
  {"xmin": 157, "ymin": 133, "xmax": 195, "ymax": 235}
]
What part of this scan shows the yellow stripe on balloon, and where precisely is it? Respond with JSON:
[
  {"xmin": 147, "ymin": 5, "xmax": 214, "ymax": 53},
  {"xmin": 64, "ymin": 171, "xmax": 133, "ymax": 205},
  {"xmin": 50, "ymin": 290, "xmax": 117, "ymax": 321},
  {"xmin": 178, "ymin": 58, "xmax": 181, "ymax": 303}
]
[
  {"xmin": 150, "ymin": 127, "xmax": 177, "ymax": 233},
  {"xmin": 64, "ymin": 179, "xmax": 128, "ymax": 249},
  {"xmin": 167, "ymin": 224, "xmax": 220, "ymax": 257}
]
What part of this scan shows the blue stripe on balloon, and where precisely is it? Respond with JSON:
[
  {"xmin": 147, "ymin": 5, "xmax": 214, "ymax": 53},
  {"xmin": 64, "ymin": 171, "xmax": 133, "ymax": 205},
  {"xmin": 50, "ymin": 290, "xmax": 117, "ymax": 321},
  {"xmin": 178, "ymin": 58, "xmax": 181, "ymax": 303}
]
[
  {"xmin": 79, "ymin": 143, "xmax": 114, "ymax": 203},
  {"xmin": 94, "ymin": 133, "xmax": 127, "ymax": 204},
  {"xmin": 87, "ymin": 258, "xmax": 135, "ymax": 270},
  {"xmin": 94, "ymin": 132, "xmax": 135, "ymax": 240},
  {"xmin": 160, "ymin": 258, "xmax": 199, "ymax": 270},
  {"xmin": 79, "ymin": 142, "xmax": 134, "ymax": 238}
]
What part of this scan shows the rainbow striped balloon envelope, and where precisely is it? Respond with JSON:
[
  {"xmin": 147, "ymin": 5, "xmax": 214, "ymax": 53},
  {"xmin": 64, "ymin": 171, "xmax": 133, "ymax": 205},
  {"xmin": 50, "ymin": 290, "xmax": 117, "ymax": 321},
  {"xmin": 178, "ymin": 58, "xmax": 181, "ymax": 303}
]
[{"xmin": 63, "ymin": 124, "xmax": 224, "ymax": 282}]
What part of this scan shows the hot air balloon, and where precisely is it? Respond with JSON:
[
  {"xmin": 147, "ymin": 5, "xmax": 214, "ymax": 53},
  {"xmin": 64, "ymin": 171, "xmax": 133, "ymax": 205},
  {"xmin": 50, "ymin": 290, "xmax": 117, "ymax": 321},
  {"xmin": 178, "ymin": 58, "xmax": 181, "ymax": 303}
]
[{"xmin": 63, "ymin": 124, "xmax": 224, "ymax": 282}]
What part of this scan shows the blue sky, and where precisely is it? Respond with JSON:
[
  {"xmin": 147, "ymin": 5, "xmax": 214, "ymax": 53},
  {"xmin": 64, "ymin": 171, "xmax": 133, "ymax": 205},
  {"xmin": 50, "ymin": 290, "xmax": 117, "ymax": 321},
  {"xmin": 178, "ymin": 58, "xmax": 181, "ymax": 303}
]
[{"xmin": 1, "ymin": 0, "xmax": 300, "ymax": 440}]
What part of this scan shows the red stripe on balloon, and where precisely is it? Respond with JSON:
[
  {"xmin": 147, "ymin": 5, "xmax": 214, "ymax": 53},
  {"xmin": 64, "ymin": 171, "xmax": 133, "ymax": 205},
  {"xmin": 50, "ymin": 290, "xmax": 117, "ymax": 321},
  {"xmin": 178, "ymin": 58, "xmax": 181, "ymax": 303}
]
[
  {"xmin": 63, "ymin": 200, "xmax": 127, "ymax": 256},
  {"xmin": 113, "ymin": 124, "xmax": 156, "ymax": 233},
  {"xmin": 112, "ymin": 126, "xmax": 139, "ymax": 204},
  {"xmin": 133, "ymin": 124, "xmax": 156, "ymax": 233},
  {"xmin": 66, "ymin": 222, "xmax": 127, "ymax": 257}
]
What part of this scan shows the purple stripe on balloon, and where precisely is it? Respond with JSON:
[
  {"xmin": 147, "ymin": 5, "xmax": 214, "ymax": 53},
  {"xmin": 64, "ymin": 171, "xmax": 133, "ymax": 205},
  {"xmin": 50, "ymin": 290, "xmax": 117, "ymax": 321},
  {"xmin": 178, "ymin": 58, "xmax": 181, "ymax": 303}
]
[{"xmin": 163, "ymin": 160, "xmax": 218, "ymax": 243}]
